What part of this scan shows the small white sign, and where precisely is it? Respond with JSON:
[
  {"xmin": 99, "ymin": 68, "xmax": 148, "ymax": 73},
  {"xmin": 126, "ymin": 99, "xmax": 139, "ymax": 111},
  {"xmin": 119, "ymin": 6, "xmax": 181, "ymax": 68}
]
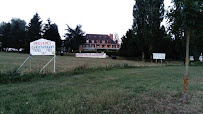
[
  {"xmin": 153, "ymin": 53, "xmax": 166, "ymax": 60},
  {"xmin": 76, "ymin": 53, "xmax": 107, "ymax": 58},
  {"xmin": 199, "ymin": 53, "xmax": 203, "ymax": 62},
  {"xmin": 190, "ymin": 56, "xmax": 194, "ymax": 61},
  {"xmin": 30, "ymin": 38, "xmax": 55, "ymax": 55}
]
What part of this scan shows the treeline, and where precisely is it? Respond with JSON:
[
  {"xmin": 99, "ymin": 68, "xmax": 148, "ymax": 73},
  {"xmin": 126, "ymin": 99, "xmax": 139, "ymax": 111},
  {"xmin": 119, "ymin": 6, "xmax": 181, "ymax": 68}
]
[
  {"xmin": 0, "ymin": 13, "xmax": 86, "ymax": 53},
  {"xmin": 119, "ymin": 0, "xmax": 203, "ymax": 61},
  {"xmin": 0, "ymin": 13, "xmax": 61, "ymax": 53}
]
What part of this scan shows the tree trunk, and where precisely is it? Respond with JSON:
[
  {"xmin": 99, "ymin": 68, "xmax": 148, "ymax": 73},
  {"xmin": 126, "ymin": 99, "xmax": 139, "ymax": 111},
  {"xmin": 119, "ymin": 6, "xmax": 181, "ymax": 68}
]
[
  {"xmin": 142, "ymin": 52, "xmax": 145, "ymax": 62},
  {"xmin": 183, "ymin": 30, "xmax": 190, "ymax": 104}
]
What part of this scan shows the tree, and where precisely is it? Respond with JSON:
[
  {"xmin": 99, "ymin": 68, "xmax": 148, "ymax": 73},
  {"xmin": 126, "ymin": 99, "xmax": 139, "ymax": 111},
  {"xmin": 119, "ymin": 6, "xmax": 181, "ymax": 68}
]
[
  {"xmin": 10, "ymin": 18, "xmax": 26, "ymax": 51},
  {"xmin": 64, "ymin": 25, "xmax": 85, "ymax": 52},
  {"xmin": 169, "ymin": 0, "xmax": 202, "ymax": 103},
  {"xmin": 0, "ymin": 22, "xmax": 12, "ymax": 51},
  {"xmin": 114, "ymin": 33, "xmax": 120, "ymax": 44},
  {"xmin": 133, "ymin": 0, "xmax": 165, "ymax": 61},
  {"xmin": 25, "ymin": 13, "xmax": 42, "ymax": 53},
  {"xmin": 43, "ymin": 19, "xmax": 61, "ymax": 50},
  {"xmin": 119, "ymin": 29, "xmax": 140, "ymax": 58},
  {"xmin": 0, "ymin": 19, "xmax": 26, "ymax": 51}
]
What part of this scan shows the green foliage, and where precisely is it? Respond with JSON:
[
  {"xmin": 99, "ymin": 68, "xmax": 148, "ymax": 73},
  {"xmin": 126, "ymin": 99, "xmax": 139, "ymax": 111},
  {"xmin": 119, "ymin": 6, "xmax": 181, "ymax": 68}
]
[
  {"xmin": 64, "ymin": 25, "xmax": 85, "ymax": 52},
  {"xmin": 168, "ymin": 0, "xmax": 203, "ymax": 60},
  {"xmin": 0, "ymin": 13, "xmax": 63, "ymax": 53},
  {"xmin": 120, "ymin": 0, "xmax": 169, "ymax": 59},
  {"xmin": 43, "ymin": 19, "xmax": 61, "ymax": 49},
  {"xmin": 25, "ymin": 13, "xmax": 42, "ymax": 53},
  {"xmin": 119, "ymin": 29, "xmax": 141, "ymax": 57},
  {"xmin": 0, "ymin": 19, "xmax": 26, "ymax": 51}
]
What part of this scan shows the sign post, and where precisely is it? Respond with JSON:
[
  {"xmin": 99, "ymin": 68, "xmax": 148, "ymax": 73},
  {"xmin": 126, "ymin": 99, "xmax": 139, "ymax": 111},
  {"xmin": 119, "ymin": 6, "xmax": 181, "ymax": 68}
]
[{"xmin": 18, "ymin": 38, "xmax": 56, "ymax": 73}]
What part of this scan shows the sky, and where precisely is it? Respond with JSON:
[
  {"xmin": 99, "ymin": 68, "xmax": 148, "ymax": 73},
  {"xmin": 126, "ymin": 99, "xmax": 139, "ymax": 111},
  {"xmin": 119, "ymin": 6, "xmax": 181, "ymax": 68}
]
[{"xmin": 0, "ymin": 0, "xmax": 172, "ymax": 39}]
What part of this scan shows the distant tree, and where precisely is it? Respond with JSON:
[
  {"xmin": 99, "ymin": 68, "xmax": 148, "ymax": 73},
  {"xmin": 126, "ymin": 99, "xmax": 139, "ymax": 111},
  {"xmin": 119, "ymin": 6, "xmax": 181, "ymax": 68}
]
[
  {"xmin": 25, "ymin": 13, "xmax": 42, "ymax": 53},
  {"xmin": 0, "ymin": 22, "xmax": 12, "ymax": 51},
  {"xmin": 119, "ymin": 29, "xmax": 140, "ymax": 58},
  {"xmin": 133, "ymin": 0, "xmax": 165, "ymax": 61},
  {"xmin": 168, "ymin": 0, "xmax": 202, "ymax": 103},
  {"xmin": 64, "ymin": 25, "xmax": 85, "ymax": 52},
  {"xmin": 0, "ymin": 19, "xmax": 26, "ymax": 51},
  {"xmin": 10, "ymin": 18, "xmax": 26, "ymax": 51},
  {"xmin": 114, "ymin": 33, "xmax": 120, "ymax": 44},
  {"xmin": 43, "ymin": 19, "xmax": 61, "ymax": 50}
]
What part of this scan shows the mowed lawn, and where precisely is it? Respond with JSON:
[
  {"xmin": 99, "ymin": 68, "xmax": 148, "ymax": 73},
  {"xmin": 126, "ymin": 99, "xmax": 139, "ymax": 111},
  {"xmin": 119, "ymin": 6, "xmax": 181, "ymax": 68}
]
[
  {"xmin": 0, "ymin": 66, "xmax": 203, "ymax": 113},
  {"xmin": 0, "ymin": 52, "xmax": 202, "ymax": 113},
  {"xmin": 0, "ymin": 52, "xmax": 160, "ymax": 73}
]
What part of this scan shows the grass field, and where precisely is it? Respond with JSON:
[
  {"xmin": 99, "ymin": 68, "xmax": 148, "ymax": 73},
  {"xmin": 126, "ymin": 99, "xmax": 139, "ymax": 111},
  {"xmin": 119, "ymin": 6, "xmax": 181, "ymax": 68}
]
[
  {"xmin": 0, "ymin": 52, "xmax": 161, "ymax": 73},
  {"xmin": 0, "ymin": 52, "xmax": 202, "ymax": 113}
]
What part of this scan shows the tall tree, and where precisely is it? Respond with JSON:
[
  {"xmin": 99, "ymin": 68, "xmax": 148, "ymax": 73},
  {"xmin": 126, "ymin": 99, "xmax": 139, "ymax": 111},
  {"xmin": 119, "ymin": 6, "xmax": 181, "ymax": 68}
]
[
  {"xmin": 133, "ymin": 0, "xmax": 165, "ymax": 60},
  {"xmin": 25, "ymin": 13, "xmax": 42, "ymax": 53},
  {"xmin": 119, "ymin": 29, "xmax": 140, "ymax": 58},
  {"xmin": 10, "ymin": 18, "xmax": 26, "ymax": 51},
  {"xmin": 43, "ymin": 19, "xmax": 61, "ymax": 50},
  {"xmin": 169, "ymin": 0, "xmax": 202, "ymax": 103},
  {"xmin": 0, "ymin": 22, "xmax": 12, "ymax": 51},
  {"xmin": 0, "ymin": 19, "xmax": 26, "ymax": 51},
  {"xmin": 64, "ymin": 25, "xmax": 85, "ymax": 52}
]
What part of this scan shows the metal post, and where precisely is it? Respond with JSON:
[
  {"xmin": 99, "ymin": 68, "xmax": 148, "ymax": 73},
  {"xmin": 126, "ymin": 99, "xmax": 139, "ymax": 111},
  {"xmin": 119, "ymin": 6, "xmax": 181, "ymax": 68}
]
[
  {"xmin": 40, "ymin": 56, "xmax": 55, "ymax": 73},
  {"xmin": 30, "ymin": 55, "xmax": 32, "ymax": 71},
  {"xmin": 54, "ymin": 55, "xmax": 56, "ymax": 72},
  {"xmin": 17, "ymin": 56, "xmax": 30, "ymax": 72}
]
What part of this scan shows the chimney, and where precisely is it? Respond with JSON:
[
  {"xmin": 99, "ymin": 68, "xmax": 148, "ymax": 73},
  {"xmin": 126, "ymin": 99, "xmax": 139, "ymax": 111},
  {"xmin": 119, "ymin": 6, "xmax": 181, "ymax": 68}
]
[{"xmin": 109, "ymin": 34, "xmax": 113, "ymax": 40}]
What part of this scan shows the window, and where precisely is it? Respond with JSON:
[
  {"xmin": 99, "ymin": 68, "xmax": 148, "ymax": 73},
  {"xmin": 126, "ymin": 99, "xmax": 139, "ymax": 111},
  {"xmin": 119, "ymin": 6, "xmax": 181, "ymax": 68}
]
[
  {"xmin": 86, "ymin": 40, "xmax": 89, "ymax": 43},
  {"xmin": 92, "ymin": 40, "xmax": 94, "ymax": 43},
  {"xmin": 86, "ymin": 45, "xmax": 89, "ymax": 48},
  {"xmin": 107, "ymin": 45, "xmax": 110, "ymax": 48},
  {"xmin": 102, "ymin": 45, "xmax": 105, "ymax": 48},
  {"xmin": 102, "ymin": 40, "xmax": 105, "ymax": 43},
  {"xmin": 112, "ymin": 45, "xmax": 116, "ymax": 48},
  {"xmin": 97, "ymin": 45, "xmax": 100, "ymax": 48}
]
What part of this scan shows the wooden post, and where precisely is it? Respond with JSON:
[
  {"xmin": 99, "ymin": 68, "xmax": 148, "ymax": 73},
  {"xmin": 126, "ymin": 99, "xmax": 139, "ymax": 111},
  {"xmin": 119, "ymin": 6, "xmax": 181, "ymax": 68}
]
[{"xmin": 183, "ymin": 30, "xmax": 190, "ymax": 103}]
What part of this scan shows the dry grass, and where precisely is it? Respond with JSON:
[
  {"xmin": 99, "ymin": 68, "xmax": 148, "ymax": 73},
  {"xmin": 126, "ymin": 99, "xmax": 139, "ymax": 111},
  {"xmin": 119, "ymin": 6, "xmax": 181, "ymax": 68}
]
[{"xmin": 0, "ymin": 52, "xmax": 161, "ymax": 72}]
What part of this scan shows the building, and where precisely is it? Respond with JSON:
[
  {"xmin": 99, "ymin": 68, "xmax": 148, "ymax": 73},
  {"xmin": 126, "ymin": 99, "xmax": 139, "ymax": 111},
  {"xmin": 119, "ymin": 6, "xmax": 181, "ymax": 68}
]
[{"xmin": 80, "ymin": 34, "xmax": 120, "ymax": 51}]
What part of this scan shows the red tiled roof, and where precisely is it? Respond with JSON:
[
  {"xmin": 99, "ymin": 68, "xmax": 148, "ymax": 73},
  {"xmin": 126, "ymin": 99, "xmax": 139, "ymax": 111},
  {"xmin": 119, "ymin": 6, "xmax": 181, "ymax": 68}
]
[{"xmin": 85, "ymin": 34, "xmax": 117, "ymax": 44}]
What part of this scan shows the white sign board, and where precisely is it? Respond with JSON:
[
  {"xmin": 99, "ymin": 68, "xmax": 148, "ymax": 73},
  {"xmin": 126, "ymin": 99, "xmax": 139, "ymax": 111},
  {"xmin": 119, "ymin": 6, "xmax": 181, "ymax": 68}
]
[
  {"xmin": 199, "ymin": 53, "xmax": 203, "ymax": 62},
  {"xmin": 153, "ymin": 53, "xmax": 166, "ymax": 60},
  {"xmin": 190, "ymin": 56, "xmax": 194, "ymax": 61},
  {"xmin": 76, "ymin": 53, "xmax": 107, "ymax": 58},
  {"xmin": 30, "ymin": 38, "xmax": 55, "ymax": 55}
]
